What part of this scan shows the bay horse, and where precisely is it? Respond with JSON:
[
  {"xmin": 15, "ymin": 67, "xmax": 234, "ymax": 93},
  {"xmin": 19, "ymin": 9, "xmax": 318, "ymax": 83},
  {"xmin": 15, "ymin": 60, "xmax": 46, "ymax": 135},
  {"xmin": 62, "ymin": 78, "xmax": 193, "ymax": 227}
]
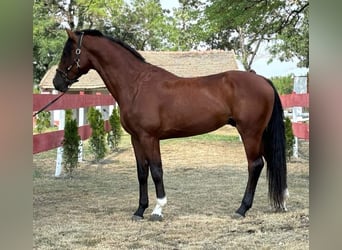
[{"xmin": 53, "ymin": 29, "xmax": 288, "ymax": 221}]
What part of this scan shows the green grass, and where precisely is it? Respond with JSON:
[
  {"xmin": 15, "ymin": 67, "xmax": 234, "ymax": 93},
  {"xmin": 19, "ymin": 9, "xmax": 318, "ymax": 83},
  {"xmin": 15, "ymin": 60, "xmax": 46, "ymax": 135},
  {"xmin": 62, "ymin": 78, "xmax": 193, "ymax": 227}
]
[
  {"xmin": 161, "ymin": 131, "xmax": 240, "ymax": 146},
  {"xmin": 187, "ymin": 133, "xmax": 240, "ymax": 142},
  {"xmin": 33, "ymin": 126, "xmax": 58, "ymax": 134}
]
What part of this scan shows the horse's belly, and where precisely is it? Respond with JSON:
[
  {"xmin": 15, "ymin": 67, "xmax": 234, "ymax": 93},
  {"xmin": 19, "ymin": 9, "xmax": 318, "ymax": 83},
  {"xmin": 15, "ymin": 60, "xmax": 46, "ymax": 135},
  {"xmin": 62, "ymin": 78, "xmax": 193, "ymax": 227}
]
[{"xmin": 159, "ymin": 113, "xmax": 227, "ymax": 139}]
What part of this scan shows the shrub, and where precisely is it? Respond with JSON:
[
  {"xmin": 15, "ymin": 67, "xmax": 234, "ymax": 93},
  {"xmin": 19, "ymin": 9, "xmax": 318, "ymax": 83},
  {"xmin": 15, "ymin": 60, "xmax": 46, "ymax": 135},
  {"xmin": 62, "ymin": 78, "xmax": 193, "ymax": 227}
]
[
  {"xmin": 285, "ymin": 117, "xmax": 295, "ymax": 161},
  {"xmin": 35, "ymin": 111, "xmax": 51, "ymax": 133},
  {"xmin": 107, "ymin": 107, "xmax": 122, "ymax": 151},
  {"xmin": 62, "ymin": 110, "xmax": 81, "ymax": 176},
  {"xmin": 270, "ymin": 75, "xmax": 293, "ymax": 95},
  {"xmin": 87, "ymin": 107, "xmax": 107, "ymax": 162}
]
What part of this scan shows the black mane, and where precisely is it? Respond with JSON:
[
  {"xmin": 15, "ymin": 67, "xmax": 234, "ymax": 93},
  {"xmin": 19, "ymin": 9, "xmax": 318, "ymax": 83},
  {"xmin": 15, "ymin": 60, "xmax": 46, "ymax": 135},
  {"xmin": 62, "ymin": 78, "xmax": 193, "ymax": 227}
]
[{"xmin": 76, "ymin": 29, "xmax": 146, "ymax": 62}]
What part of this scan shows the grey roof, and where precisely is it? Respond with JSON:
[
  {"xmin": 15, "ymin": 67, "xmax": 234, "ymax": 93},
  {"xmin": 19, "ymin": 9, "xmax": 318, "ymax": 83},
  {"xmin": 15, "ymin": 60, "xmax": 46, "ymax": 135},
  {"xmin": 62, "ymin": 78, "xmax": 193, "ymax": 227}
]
[{"xmin": 40, "ymin": 50, "xmax": 238, "ymax": 91}]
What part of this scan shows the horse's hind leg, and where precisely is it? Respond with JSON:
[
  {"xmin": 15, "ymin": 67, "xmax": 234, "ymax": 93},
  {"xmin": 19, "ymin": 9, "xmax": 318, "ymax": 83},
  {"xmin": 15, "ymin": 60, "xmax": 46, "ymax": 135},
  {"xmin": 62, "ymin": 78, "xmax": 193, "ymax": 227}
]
[{"xmin": 235, "ymin": 131, "xmax": 264, "ymax": 217}]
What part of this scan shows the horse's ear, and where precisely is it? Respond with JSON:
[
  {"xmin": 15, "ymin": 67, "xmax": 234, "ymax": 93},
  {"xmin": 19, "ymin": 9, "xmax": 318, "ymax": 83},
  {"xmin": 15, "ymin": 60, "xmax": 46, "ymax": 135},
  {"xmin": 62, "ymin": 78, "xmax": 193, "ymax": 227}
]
[{"xmin": 66, "ymin": 29, "xmax": 77, "ymax": 41}]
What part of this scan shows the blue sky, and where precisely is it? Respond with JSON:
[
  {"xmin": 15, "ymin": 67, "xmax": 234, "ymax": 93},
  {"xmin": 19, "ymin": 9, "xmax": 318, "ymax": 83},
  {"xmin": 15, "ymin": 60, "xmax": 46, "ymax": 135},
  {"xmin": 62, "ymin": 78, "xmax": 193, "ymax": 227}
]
[
  {"xmin": 243, "ymin": 44, "xmax": 308, "ymax": 78},
  {"xmin": 160, "ymin": 0, "xmax": 180, "ymax": 9}
]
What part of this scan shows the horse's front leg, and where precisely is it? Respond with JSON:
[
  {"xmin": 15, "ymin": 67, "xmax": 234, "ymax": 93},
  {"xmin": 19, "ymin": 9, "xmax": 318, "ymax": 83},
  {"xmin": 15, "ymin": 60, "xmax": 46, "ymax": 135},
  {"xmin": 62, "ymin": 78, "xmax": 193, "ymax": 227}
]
[{"xmin": 131, "ymin": 137, "xmax": 149, "ymax": 221}]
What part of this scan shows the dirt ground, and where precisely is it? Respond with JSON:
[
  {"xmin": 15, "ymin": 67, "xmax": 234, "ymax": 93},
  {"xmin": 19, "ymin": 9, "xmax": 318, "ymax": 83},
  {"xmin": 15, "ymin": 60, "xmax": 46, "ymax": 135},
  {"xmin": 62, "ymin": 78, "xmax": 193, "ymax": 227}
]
[{"xmin": 33, "ymin": 127, "xmax": 309, "ymax": 249}]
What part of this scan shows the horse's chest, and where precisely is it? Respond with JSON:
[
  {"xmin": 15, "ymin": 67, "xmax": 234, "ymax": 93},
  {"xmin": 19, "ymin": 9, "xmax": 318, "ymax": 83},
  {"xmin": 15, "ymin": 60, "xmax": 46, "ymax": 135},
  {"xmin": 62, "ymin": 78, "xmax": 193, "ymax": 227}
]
[
  {"xmin": 120, "ymin": 113, "xmax": 135, "ymax": 134},
  {"xmin": 120, "ymin": 108, "xmax": 160, "ymax": 136},
  {"xmin": 120, "ymin": 110, "xmax": 143, "ymax": 135}
]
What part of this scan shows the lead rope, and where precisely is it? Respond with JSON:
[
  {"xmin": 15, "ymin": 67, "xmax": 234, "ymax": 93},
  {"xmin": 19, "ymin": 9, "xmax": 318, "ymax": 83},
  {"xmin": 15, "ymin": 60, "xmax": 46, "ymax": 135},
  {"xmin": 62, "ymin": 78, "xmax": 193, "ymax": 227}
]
[{"xmin": 33, "ymin": 91, "xmax": 67, "ymax": 117}]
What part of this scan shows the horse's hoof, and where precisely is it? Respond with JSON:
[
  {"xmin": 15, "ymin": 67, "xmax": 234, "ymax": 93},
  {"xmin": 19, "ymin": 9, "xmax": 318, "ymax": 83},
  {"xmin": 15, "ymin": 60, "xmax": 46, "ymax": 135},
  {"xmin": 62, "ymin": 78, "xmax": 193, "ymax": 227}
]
[
  {"xmin": 231, "ymin": 212, "xmax": 245, "ymax": 220},
  {"xmin": 150, "ymin": 214, "xmax": 163, "ymax": 222},
  {"xmin": 274, "ymin": 207, "xmax": 288, "ymax": 213},
  {"xmin": 131, "ymin": 215, "xmax": 144, "ymax": 221}
]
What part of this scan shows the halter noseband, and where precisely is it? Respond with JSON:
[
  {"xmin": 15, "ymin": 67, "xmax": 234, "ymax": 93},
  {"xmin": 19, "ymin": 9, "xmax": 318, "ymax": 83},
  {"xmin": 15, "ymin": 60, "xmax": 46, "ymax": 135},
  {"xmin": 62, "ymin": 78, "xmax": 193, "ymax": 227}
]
[{"xmin": 56, "ymin": 32, "xmax": 85, "ymax": 85}]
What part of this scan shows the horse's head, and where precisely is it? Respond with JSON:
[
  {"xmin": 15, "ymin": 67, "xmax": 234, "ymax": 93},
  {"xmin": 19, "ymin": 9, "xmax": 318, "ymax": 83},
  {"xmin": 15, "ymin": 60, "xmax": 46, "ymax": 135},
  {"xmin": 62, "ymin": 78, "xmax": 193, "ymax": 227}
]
[{"xmin": 53, "ymin": 29, "xmax": 91, "ymax": 92}]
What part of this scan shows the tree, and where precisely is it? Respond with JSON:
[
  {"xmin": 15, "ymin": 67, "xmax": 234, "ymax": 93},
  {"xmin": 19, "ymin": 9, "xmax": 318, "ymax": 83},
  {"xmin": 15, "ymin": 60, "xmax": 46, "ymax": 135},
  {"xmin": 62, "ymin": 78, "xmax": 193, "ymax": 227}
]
[
  {"xmin": 270, "ymin": 75, "xmax": 293, "ymax": 95},
  {"xmin": 116, "ymin": 0, "xmax": 169, "ymax": 50},
  {"xmin": 33, "ymin": 0, "xmax": 66, "ymax": 85},
  {"xmin": 33, "ymin": 0, "xmax": 128, "ymax": 87},
  {"xmin": 107, "ymin": 107, "xmax": 122, "ymax": 151},
  {"xmin": 268, "ymin": 2, "xmax": 309, "ymax": 68},
  {"xmin": 34, "ymin": 0, "xmax": 309, "ymax": 89},
  {"xmin": 204, "ymin": 0, "xmax": 309, "ymax": 70},
  {"xmin": 62, "ymin": 110, "xmax": 81, "ymax": 176},
  {"xmin": 285, "ymin": 117, "xmax": 295, "ymax": 161},
  {"xmin": 169, "ymin": 0, "xmax": 206, "ymax": 51},
  {"xmin": 87, "ymin": 107, "xmax": 107, "ymax": 162},
  {"xmin": 35, "ymin": 111, "xmax": 51, "ymax": 133}
]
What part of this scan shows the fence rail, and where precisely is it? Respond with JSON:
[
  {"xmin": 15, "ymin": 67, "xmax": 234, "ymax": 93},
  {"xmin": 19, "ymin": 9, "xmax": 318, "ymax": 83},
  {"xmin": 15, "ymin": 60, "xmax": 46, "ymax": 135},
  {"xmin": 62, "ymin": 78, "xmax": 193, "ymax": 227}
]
[
  {"xmin": 33, "ymin": 93, "xmax": 115, "ymax": 154},
  {"xmin": 280, "ymin": 93, "xmax": 309, "ymax": 108},
  {"xmin": 280, "ymin": 93, "xmax": 309, "ymax": 140},
  {"xmin": 33, "ymin": 93, "xmax": 115, "ymax": 111}
]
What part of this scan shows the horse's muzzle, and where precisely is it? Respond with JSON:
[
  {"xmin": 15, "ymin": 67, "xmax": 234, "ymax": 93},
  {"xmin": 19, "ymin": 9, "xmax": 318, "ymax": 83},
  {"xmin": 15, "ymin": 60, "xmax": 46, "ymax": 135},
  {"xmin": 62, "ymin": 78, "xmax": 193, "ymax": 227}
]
[{"xmin": 53, "ymin": 70, "xmax": 78, "ymax": 92}]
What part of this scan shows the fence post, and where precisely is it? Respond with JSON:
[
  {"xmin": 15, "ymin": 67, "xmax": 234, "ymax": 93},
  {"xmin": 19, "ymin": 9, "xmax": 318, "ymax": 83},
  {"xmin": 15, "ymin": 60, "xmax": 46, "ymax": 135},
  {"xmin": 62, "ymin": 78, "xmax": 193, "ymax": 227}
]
[
  {"xmin": 292, "ymin": 107, "xmax": 300, "ymax": 158},
  {"xmin": 95, "ymin": 92, "xmax": 102, "ymax": 112},
  {"xmin": 291, "ymin": 76, "xmax": 308, "ymax": 158},
  {"xmin": 55, "ymin": 110, "xmax": 65, "ymax": 177},
  {"xmin": 78, "ymin": 92, "xmax": 84, "ymax": 162},
  {"xmin": 51, "ymin": 90, "xmax": 59, "ymax": 128},
  {"xmin": 109, "ymin": 104, "xmax": 114, "ymax": 118}
]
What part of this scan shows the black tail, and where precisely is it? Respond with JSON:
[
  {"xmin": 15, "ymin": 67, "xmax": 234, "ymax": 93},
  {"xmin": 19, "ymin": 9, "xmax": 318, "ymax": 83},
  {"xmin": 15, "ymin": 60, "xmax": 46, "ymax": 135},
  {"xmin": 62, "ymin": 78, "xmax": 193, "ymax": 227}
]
[{"xmin": 263, "ymin": 79, "xmax": 287, "ymax": 208}]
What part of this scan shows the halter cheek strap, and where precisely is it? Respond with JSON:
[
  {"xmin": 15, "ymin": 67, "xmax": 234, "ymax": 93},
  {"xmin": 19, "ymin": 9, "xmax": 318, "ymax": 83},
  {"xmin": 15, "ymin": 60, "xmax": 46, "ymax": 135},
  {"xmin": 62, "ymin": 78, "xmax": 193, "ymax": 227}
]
[
  {"xmin": 56, "ymin": 32, "xmax": 85, "ymax": 85},
  {"xmin": 74, "ymin": 32, "xmax": 84, "ymax": 68}
]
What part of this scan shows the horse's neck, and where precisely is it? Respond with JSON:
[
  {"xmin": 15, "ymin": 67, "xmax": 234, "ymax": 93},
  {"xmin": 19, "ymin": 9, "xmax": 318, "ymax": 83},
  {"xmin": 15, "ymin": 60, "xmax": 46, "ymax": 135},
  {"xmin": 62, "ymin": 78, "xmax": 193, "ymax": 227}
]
[{"xmin": 88, "ymin": 42, "xmax": 145, "ymax": 106}]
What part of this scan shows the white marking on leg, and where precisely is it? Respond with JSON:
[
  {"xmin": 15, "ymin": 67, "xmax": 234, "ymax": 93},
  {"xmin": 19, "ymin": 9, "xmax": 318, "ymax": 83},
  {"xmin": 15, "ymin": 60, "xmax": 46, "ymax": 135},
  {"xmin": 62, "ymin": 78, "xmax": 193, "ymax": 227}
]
[
  {"xmin": 151, "ymin": 196, "xmax": 167, "ymax": 217},
  {"xmin": 282, "ymin": 188, "xmax": 289, "ymax": 211}
]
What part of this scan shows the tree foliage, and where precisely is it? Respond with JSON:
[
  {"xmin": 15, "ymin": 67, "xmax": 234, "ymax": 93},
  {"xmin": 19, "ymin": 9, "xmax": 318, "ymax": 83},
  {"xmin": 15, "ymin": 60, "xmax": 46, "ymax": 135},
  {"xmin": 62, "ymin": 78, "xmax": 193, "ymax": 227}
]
[
  {"xmin": 35, "ymin": 111, "xmax": 51, "ymax": 133},
  {"xmin": 270, "ymin": 75, "xmax": 293, "ymax": 95},
  {"xmin": 33, "ymin": 0, "xmax": 66, "ymax": 84},
  {"xmin": 62, "ymin": 110, "xmax": 81, "ymax": 176},
  {"xmin": 87, "ymin": 107, "xmax": 107, "ymax": 162},
  {"xmin": 33, "ymin": 0, "xmax": 309, "ymax": 86},
  {"xmin": 170, "ymin": 0, "xmax": 206, "ymax": 50},
  {"xmin": 107, "ymin": 107, "xmax": 122, "ymax": 151},
  {"xmin": 268, "ymin": 3, "xmax": 309, "ymax": 68},
  {"xmin": 205, "ymin": 0, "xmax": 309, "ymax": 70},
  {"xmin": 285, "ymin": 116, "xmax": 295, "ymax": 161}
]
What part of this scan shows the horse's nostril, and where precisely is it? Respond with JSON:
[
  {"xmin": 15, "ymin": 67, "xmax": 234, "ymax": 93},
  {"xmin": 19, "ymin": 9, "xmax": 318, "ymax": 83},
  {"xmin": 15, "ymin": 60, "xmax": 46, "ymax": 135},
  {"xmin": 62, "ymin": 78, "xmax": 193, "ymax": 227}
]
[{"xmin": 53, "ymin": 73, "xmax": 68, "ymax": 92}]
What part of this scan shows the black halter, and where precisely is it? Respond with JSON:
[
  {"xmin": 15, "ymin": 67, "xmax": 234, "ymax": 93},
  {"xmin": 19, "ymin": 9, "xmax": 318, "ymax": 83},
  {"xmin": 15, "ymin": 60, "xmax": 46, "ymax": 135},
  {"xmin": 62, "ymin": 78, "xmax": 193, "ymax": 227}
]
[{"xmin": 56, "ymin": 32, "xmax": 85, "ymax": 85}]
